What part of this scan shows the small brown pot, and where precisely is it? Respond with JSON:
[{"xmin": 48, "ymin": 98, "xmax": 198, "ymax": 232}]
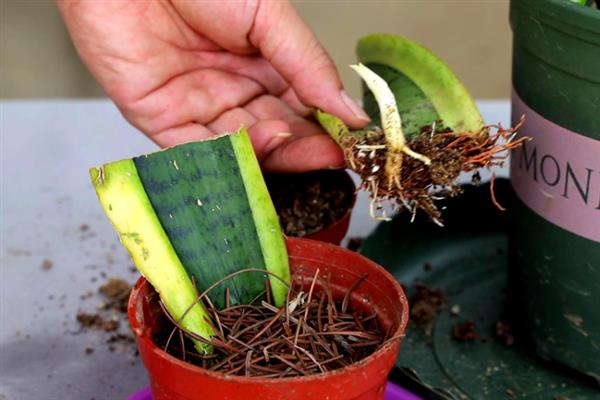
[
  {"xmin": 128, "ymin": 238, "xmax": 408, "ymax": 400},
  {"xmin": 266, "ymin": 170, "xmax": 357, "ymax": 245}
]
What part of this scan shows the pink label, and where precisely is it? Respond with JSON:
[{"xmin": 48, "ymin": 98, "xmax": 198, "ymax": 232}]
[{"xmin": 510, "ymin": 91, "xmax": 600, "ymax": 243}]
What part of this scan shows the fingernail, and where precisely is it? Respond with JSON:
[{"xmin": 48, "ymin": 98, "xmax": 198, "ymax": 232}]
[
  {"xmin": 340, "ymin": 90, "xmax": 370, "ymax": 122},
  {"xmin": 327, "ymin": 162, "xmax": 347, "ymax": 170},
  {"xmin": 264, "ymin": 132, "xmax": 292, "ymax": 154}
]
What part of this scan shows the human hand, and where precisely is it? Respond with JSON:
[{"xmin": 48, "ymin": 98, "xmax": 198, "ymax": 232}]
[{"xmin": 57, "ymin": 0, "xmax": 370, "ymax": 172}]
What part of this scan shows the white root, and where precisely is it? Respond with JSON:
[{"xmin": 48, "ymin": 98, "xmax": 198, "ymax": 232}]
[
  {"xmin": 369, "ymin": 199, "xmax": 392, "ymax": 222},
  {"xmin": 402, "ymin": 147, "xmax": 432, "ymax": 165},
  {"xmin": 367, "ymin": 179, "xmax": 392, "ymax": 221},
  {"xmin": 410, "ymin": 207, "xmax": 417, "ymax": 223},
  {"xmin": 350, "ymin": 64, "xmax": 404, "ymax": 148},
  {"xmin": 350, "ymin": 63, "xmax": 431, "ymax": 167},
  {"xmin": 432, "ymin": 218, "xmax": 445, "ymax": 227},
  {"xmin": 355, "ymin": 144, "xmax": 387, "ymax": 150}
]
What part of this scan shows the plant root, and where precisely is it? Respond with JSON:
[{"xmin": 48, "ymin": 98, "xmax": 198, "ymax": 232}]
[{"xmin": 341, "ymin": 116, "xmax": 528, "ymax": 223}]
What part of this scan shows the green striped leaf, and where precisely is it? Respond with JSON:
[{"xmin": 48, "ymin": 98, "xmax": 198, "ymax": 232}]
[
  {"xmin": 91, "ymin": 128, "xmax": 290, "ymax": 348},
  {"xmin": 90, "ymin": 160, "xmax": 214, "ymax": 354}
]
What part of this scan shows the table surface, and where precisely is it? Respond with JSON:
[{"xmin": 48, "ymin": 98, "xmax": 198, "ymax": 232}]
[{"xmin": 0, "ymin": 99, "xmax": 510, "ymax": 400}]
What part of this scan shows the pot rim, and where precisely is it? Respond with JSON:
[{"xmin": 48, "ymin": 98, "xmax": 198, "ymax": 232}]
[
  {"xmin": 128, "ymin": 237, "xmax": 409, "ymax": 384},
  {"xmin": 512, "ymin": 0, "xmax": 600, "ymax": 34}
]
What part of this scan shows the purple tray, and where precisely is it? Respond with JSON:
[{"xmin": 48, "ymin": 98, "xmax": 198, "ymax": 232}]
[{"xmin": 128, "ymin": 382, "xmax": 422, "ymax": 400}]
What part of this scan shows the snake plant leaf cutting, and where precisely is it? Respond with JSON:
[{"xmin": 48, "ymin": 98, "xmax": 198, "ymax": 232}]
[
  {"xmin": 91, "ymin": 128, "xmax": 290, "ymax": 351},
  {"xmin": 317, "ymin": 34, "xmax": 527, "ymax": 224},
  {"xmin": 358, "ymin": 34, "xmax": 485, "ymax": 136}
]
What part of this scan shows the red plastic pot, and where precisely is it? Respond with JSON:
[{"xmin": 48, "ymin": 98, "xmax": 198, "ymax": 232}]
[
  {"xmin": 303, "ymin": 210, "xmax": 354, "ymax": 245},
  {"xmin": 267, "ymin": 170, "xmax": 357, "ymax": 245},
  {"xmin": 303, "ymin": 171, "xmax": 356, "ymax": 245},
  {"xmin": 128, "ymin": 237, "xmax": 409, "ymax": 400}
]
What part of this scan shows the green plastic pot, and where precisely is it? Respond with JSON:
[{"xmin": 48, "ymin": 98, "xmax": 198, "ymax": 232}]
[{"xmin": 509, "ymin": 0, "xmax": 600, "ymax": 381}]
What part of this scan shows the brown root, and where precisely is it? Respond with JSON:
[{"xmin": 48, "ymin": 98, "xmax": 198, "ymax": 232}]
[{"xmin": 343, "ymin": 116, "xmax": 528, "ymax": 223}]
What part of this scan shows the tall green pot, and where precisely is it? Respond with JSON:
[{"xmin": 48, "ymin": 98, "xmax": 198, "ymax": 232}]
[{"xmin": 509, "ymin": 0, "xmax": 600, "ymax": 381}]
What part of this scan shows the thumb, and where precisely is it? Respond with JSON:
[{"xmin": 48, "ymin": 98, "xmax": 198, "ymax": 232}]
[{"xmin": 249, "ymin": 1, "xmax": 370, "ymax": 129}]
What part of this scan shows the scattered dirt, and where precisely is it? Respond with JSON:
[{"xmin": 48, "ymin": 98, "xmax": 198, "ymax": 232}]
[
  {"xmin": 6, "ymin": 248, "xmax": 32, "ymax": 257},
  {"xmin": 410, "ymin": 283, "xmax": 446, "ymax": 337},
  {"xmin": 106, "ymin": 333, "xmax": 136, "ymax": 352},
  {"xmin": 450, "ymin": 304, "xmax": 461, "ymax": 316},
  {"xmin": 76, "ymin": 277, "xmax": 136, "ymax": 354},
  {"xmin": 76, "ymin": 312, "xmax": 120, "ymax": 332},
  {"xmin": 346, "ymin": 237, "xmax": 364, "ymax": 252},
  {"xmin": 41, "ymin": 259, "xmax": 53, "ymax": 271},
  {"xmin": 99, "ymin": 278, "xmax": 131, "ymax": 313},
  {"xmin": 78, "ymin": 223, "xmax": 96, "ymax": 240},
  {"xmin": 340, "ymin": 118, "xmax": 528, "ymax": 223},
  {"xmin": 494, "ymin": 320, "xmax": 515, "ymax": 346},
  {"xmin": 452, "ymin": 321, "xmax": 479, "ymax": 341},
  {"xmin": 266, "ymin": 170, "xmax": 354, "ymax": 237},
  {"xmin": 79, "ymin": 290, "xmax": 94, "ymax": 300},
  {"xmin": 155, "ymin": 272, "xmax": 391, "ymax": 378}
]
